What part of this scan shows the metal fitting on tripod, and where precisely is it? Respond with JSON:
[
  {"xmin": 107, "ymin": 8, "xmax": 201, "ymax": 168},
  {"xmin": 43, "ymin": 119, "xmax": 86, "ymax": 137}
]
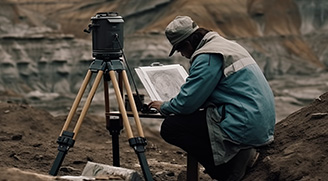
[
  {"xmin": 49, "ymin": 131, "xmax": 75, "ymax": 176},
  {"xmin": 128, "ymin": 137, "xmax": 148, "ymax": 153},
  {"xmin": 56, "ymin": 131, "xmax": 75, "ymax": 152},
  {"xmin": 89, "ymin": 59, "xmax": 106, "ymax": 73},
  {"xmin": 128, "ymin": 137, "xmax": 153, "ymax": 180},
  {"xmin": 107, "ymin": 115, "xmax": 123, "ymax": 135}
]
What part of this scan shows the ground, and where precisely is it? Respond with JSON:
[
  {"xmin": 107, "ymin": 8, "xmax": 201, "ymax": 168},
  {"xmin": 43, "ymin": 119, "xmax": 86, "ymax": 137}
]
[
  {"xmin": 244, "ymin": 92, "xmax": 328, "ymax": 181},
  {"xmin": 0, "ymin": 100, "xmax": 211, "ymax": 181},
  {"xmin": 0, "ymin": 92, "xmax": 328, "ymax": 180}
]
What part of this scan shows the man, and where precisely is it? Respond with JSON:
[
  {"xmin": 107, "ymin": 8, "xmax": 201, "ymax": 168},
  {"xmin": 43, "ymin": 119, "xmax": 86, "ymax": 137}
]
[{"xmin": 148, "ymin": 16, "xmax": 275, "ymax": 180}]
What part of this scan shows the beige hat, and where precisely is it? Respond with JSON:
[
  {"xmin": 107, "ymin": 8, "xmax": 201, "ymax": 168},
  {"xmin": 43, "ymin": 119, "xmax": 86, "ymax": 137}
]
[{"xmin": 165, "ymin": 16, "xmax": 199, "ymax": 56}]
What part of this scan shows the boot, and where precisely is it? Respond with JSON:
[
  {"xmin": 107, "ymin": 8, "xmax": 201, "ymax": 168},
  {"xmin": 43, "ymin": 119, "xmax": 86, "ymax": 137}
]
[{"xmin": 224, "ymin": 148, "xmax": 259, "ymax": 181}]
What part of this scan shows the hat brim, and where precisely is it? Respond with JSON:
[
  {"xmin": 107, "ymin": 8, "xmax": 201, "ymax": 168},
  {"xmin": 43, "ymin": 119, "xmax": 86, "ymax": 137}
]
[{"xmin": 169, "ymin": 44, "xmax": 178, "ymax": 57}]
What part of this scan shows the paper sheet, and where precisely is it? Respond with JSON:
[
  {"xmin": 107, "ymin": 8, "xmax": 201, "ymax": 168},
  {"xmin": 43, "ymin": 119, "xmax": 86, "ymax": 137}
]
[{"xmin": 135, "ymin": 64, "xmax": 188, "ymax": 101}]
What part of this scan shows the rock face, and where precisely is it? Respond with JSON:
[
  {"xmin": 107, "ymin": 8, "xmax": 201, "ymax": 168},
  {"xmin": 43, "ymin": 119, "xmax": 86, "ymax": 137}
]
[
  {"xmin": 296, "ymin": 0, "xmax": 328, "ymax": 34},
  {"xmin": 0, "ymin": 0, "xmax": 91, "ymax": 96},
  {"xmin": 0, "ymin": 0, "xmax": 328, "ymax": 118},
  {"xmin": 0, "ymin": 36, "xmax": 91, "ymax": 95}
]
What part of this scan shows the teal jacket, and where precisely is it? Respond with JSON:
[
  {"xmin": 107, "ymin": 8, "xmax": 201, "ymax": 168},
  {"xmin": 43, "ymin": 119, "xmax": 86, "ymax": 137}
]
[{"xmin": 160, "ymin": 32, "xmax": 275, "ymax": 147}]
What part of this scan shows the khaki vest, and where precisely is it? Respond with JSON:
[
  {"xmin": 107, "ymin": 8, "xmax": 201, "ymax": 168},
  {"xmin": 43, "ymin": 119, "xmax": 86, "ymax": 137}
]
[{"xmin": 191, "ymin": 32, "xmax": 256, "ymax": 77}]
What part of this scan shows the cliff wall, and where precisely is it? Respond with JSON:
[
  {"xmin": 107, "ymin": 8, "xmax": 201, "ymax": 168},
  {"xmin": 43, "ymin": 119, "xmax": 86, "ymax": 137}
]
[{"xmin": 1, "ymin": 0, "xmax": 327, "ymax": 119}]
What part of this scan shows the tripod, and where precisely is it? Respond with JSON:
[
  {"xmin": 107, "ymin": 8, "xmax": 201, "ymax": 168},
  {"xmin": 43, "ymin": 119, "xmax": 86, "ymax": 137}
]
[{"xmin": 49, "ymin": 58, "xmax": 153, "ymax": 181}]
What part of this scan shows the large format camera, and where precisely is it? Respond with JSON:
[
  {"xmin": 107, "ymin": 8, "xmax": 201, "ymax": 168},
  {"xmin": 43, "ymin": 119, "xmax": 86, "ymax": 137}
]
[{"xmin": 85, "ymin": 12, "xmax": 124, "ymax": 59}]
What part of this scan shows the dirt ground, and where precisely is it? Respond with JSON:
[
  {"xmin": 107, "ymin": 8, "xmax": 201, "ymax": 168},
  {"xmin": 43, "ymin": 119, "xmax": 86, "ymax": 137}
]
[{"xmin": 0, "ymin": 92, "xmax": 328, "ymax": 180}]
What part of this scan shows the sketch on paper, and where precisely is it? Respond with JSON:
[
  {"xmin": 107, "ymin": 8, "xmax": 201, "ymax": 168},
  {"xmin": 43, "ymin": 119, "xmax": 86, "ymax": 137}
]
[{"xmin": 135, "ymin": 64, "xmax": 188, "ymax": 101}]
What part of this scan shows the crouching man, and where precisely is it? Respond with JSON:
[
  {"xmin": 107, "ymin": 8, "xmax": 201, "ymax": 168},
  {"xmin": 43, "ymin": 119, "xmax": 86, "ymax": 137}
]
[{"xmin": 149, "ymin": 16, "xmax": 275, "ymax": 181}]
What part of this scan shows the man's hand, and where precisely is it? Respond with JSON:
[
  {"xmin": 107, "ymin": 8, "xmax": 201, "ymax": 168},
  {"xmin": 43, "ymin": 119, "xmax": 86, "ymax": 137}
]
[{"xmin": 148, "ymin": 101, "xmax": 164, "ymax": 112}]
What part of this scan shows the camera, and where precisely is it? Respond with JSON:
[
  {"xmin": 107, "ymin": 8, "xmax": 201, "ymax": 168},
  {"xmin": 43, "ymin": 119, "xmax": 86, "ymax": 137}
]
[{"xmin": 84, "ymin": 12, "xmax": 124, "ymax": 60}]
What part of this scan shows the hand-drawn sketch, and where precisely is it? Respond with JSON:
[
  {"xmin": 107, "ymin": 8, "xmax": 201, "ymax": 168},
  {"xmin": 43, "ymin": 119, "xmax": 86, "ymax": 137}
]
[{"xmin": 135, "ymin": 64, "xmax": 188, "ymax": 101}]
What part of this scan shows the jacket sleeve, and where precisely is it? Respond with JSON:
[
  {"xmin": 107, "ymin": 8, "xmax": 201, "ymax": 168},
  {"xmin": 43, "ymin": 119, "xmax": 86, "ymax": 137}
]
[{"xmin": 160, "ymin": 54, "xmax": 224, "ymax": 115}]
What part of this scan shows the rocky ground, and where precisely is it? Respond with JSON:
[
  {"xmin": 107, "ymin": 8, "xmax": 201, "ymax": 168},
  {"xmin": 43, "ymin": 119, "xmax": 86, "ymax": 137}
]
[
  {"xmin": 0, "ymin": 99, "xmax": 212, "ymax": 181},
  {"xmin": 244, "ymin": 92, "xmax": 328, "ymax": 180},
  {"xmin": 0, "ymin": 92, "xmax": 328, "ymax": 180}
]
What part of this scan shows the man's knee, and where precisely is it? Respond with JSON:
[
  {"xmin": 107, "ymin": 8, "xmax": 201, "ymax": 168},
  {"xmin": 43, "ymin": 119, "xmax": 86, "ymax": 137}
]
[
  {"xmin": 160, "ymin": 117, "xmax": 183, "ymax": 145},
  {"xmin": 159, "ymin": 120, "xmax": 173, "ymax": 143}
]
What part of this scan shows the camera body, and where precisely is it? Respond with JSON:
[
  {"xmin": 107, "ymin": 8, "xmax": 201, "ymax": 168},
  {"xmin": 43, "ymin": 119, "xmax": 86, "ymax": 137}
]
[{"xmin": 86, "ymin": 12, "xmax": 124, "ymax": 60}]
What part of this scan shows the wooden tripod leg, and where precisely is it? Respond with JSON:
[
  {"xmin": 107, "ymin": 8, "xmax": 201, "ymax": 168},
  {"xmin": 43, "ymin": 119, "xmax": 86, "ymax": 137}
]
[
  {"xmin": 60, "ymin": 70, "xmax": 92, "ymax": 135},
  {"xmin": 49, "ymin": 69, "xmax": 97, "ymax": 176},
  {"xmin": 72, "ymin": 70, "xmax": 104, "ymax": 140},
  {"xmin": 121, "ymin": 69, "xmax": 153, "ymax": 180},
  {"xmin": 121, "ymin": 70, "xmax": 145, "ymax": 138},
  {"xmin": 109, "ymin": 70, "xmax": 134, "ymax": 139}
]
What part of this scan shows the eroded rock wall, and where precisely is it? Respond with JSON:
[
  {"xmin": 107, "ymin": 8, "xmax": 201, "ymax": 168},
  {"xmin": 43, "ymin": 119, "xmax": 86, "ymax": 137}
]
[{"xmin": 0, "ymin": 0, "xmax": 327, "ymax": 118}]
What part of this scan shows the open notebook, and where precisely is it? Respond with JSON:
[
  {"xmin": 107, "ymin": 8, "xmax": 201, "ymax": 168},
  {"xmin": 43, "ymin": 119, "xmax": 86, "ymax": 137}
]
[{"xmin": 135, "ymin": 64, "xmax": 188, "ymax": 101}]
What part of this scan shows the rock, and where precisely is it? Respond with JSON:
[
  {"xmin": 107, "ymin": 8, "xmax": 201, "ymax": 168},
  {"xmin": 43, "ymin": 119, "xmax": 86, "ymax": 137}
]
[
  {"xmin": 11, "ymin": 134, "xmax": 23, "ymax": 140},
  {"xmin": 310, "ymin": 112, "xmax": 328, "ymax": 119},
  {"xmin": 9, "ymin": 153, "xmax": 21, "ymax": 161},
  {"xmin": 0, "ymin": 167, "xmax": 56, "ymax": 181},
  {"xmin": 59, "ymin": 166, "xmax": 79, "ymax": 173},
  {"xmin": 81, "ymin": 161, "xmax": 143, "ymax": 181}
]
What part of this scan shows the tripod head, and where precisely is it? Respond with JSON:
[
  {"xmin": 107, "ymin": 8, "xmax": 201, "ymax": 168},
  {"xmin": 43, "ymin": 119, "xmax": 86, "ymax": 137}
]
[
  {"xmin": 84, "ymin": 12, "xmax": 124, "ymax": 60},
  {"xmin": 84, "ymin": 12, "xmax": 147, "ymax": 112}
]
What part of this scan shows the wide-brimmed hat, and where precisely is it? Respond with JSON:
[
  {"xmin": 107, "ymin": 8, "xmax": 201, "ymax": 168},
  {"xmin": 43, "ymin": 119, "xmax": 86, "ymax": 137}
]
[{"xmin": 165, "ymin": 16, "xmax": 199, "ymax": 56}]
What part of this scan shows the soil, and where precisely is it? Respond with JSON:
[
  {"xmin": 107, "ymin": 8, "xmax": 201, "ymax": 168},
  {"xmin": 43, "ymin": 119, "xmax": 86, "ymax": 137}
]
[{"xmin": 0, "ymin": 92, "xmax": 328, "ymax": 181}]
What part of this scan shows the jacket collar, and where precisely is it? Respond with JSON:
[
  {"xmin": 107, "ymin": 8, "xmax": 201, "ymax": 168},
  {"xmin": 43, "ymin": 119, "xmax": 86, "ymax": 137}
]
[{"xmin": 190, "ymin": 31, "xmax": 221, "ymax": 63}]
